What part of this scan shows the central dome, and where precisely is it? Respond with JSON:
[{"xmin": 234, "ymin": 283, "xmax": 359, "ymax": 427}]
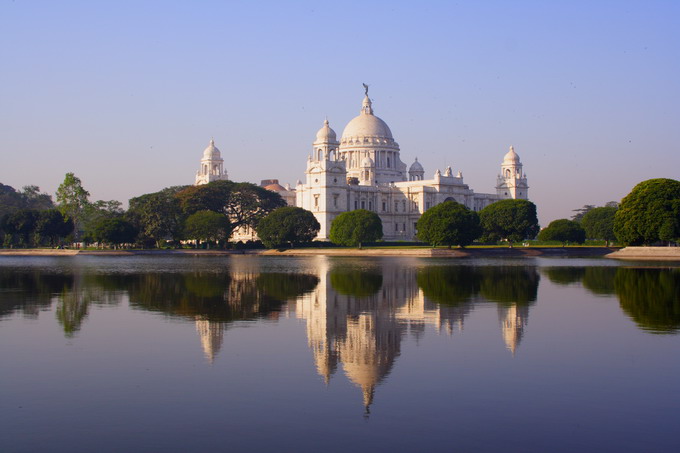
[{"xmin": 341, "ymin": 95, "xmax": 393, "ymax": 140}]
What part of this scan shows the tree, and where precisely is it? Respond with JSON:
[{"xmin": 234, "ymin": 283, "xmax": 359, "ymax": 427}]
[
  {"xmin": 581, "ymin": 206, "xmax": 617, "ymax": 246},
  {"xmin": 184, "ymin": 210, "xmax": 232, "ymax": 247},
  {"xmin": 20, "ymin": 185, "xmax": 54, "ymax": 211},
  {"xmin": 329, "ymin": 209, "xmax": 383, "ymax": 248},
  {"xmin": 176, "ymin": 181, "xmax": 286, "ymax": 235},
  {"xmin": 614, "ymin": 178, "xmax": 680, "ymax": 245},
  {"xmin": 479, "ymin": 199, "xmax": 539, "ymax": 246},
  {"xmin": 416, "ymin": 201, "xmax": 481, "ymax": 247},
  {"xmin": 128, "ymin": 186, "xmax": 187, "ymax": 247},
  {"xmin": 35, "ymin": 209, "xmax": 73, "ymax": 246},
  {"xmin": 538, "ymin": 219, "xmax": 586, "ymax": 246},
  {"xmin": 571, "ymin": 204, "xmax": 596, "ymax": 222},
  {"xmin": 89, "ymin": 218, "xmax": 137, "ymax": 247},
  {"xmin": 56, "ymin": 173, "xmax": 90, "ymax": 241},
  {"xmin": 2, "ymin": 209, "xmax": 38, "ymax": 247},
  {"xmin": 256, "ymin": 207, "xmax": 320, "ymax": 248}
]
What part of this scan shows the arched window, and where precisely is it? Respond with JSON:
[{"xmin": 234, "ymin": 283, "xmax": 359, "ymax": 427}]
[{"xmin": 505, "ymin": 169, "xmax": 511, "ymax": 178}]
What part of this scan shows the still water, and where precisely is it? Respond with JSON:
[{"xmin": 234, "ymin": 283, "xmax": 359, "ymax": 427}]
[{"xmin": 1, "ymin": 255, "xmax": 678, "ymax": 453}]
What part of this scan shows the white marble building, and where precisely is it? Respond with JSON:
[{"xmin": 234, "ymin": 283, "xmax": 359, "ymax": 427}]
[{"xmin": 296, "ymin": 90, "xmax": 529, "ymax": 240}]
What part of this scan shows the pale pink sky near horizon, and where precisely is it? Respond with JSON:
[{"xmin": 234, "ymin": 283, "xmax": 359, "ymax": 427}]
[{"xmin": 1, "ymin": 1, "xmax": 678, "ymax": 226}]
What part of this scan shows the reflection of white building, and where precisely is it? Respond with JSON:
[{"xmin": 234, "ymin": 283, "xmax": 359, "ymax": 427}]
[
  {"xmin": 295, "ymin": 258, "xmax": 476, "ymax": 413},
  {"xmin": 296, "ymin": 88, "xmax": 529, "ymax": 240},
  {"xmin": 497, "ymin": 304, "xmax": 530, "ymax": 356},
  {"xmin": 195, "ymin": 317, "xmax": 225, "ymax": 364}
]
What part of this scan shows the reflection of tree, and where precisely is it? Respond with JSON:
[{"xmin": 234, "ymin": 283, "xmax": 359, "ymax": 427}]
[
  {"xmin": 582, "ymin": 267, "xmax": 617, "ymax": 295},
  {"xmin": 0, "ymin": 270, "xmax": 73, "ymax": 319},
  {"xmin": 55, "ymin": 274, "xmax": 125, "ymax": 337},
  {"xmin": 127, "ymin": 272, "xmax": 318, "ymax": 322},
  {"xmin": 615, "ymin": 268, "xmax": 680, "ymax": 334},
  {"xmin": 543, "ymin": 267, "xmax": 586, "ymax": 285},
  {"xmin": 329, "ymin": 268, "xmax": 383, "ymax": 297},
  {"xmin": 416, "ymin": 266, "xmax": 481, "ymax": 305},
  {"xmin": 479, "ymin": 267, "xmax": 539, "ymax": 305}
]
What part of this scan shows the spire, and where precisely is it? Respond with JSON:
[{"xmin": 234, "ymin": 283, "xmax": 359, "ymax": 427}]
[{"xmin": 362, "ymin": 95, "xmax": 373, "ymax": 115}]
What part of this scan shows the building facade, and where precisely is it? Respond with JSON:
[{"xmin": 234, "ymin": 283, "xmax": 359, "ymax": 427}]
[{"xmin": 296, "ymin": 91, "xmax": 529, "ymax": 240}]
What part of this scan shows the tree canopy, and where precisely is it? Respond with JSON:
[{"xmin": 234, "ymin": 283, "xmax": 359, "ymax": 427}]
[
  {"xmin": 538, "ymin": 219, "xmax": 586, "ymax": 245},
  {"xmin": 479, "ymin": 199, "xmax": 539, "ymax": 245},
  {"xmin": 89, "ymin": 218, "xmax": 137, "ymax": 247},
  {"xmin": 128, "ymin": 186, "xmax": 187, "ymax": 247},
  {"xmin": 56, "ymin": 173, "xmax": 90, "ymax": 240},
  {"xmin": 581, "ymin": 206, "xmax": 617, "ymax": 246},
  {"xmin": 416, "ymin": 201, "xmax": 481, "ymax": 247},
  {"xmin": 184, "ymin": 210, "xmax": 232, "ymax": 246},
  {"xmin": 329, "ymin": 209, "xmax": 383, "ymax": 247},
  {"xmin": 176, "ymin": 180, "xmax": 286, "ymax": 233},
  {"xmin": 256, "ymin": 206, "xmax": 320, "ymax": 248},
  {"xmin": 614, "ymin": 178, "xmax": 680, "ymax": 245}
]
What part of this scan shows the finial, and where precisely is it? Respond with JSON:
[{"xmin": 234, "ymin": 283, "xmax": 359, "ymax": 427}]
[
  {"xmin": 324, "ymin": 116, "xmax": 329, "ymax": 126},
  {"xmin": 510, "ymin": 145, "xmax": 514, "ymax": 152},
  {"xmin": 362, "ymin": 82, "xmax": 369, "ymax": 96}
]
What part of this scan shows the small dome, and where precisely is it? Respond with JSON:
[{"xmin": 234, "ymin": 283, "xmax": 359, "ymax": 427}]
[
  {"xmin": 361, "ymin": 155, "xmax": 375, "ymax": 167},
  {"xmin": 315, "ymin": 119, "xmax": 337, "ymax": 143},
  {"xmin": 203, "ymin": 139, "xmax": 221, "ymax": 160},
  {"xmin": 504, "ymin": 146, "xmax": 520, "ymax": 164},
  {"xmin": 409, "ymin": 157, "xmax": 424, "ymax": 172}
]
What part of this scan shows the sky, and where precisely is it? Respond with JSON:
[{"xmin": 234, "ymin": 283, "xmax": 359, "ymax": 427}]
[{"xmin": 1, "ymin": 0, "xmax": 678, "ymax": 225}]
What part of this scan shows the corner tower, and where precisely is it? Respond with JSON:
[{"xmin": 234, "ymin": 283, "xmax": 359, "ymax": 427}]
[
  {"xmin": 195, "ymin": 139, "xmax": 228, "ymax": 185},
  {"xmin": 496, "ymin": 146, "xmax": 529, "ymax": 199}
]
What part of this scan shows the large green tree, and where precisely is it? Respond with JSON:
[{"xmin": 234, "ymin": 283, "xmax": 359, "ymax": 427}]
[
  {"xmin": 184, "ymin": 210, "xmax": 232, "ymax": 247},
  {"xmin": 416, "ymin": 201, "xmax": 481, "ymax": 247},
  {"xmin": 329, "ymin": 209, "xmax": 383, "ymax": 248},
  {"xmin": 176, "ymin": 181, "xmax": 285, "ymax": 235},
  {"xmin": 479, "ymin": 199, "xmax": 539, "ymax": 246},
  {"xmin": 35, "ymin": 209, "xmax": 73, "ymax": 246},
  {"xmin": 581, "ymin": 206, "xmax": 617, "ymax": 246},
  {"xmin": 538, "ymin": 219, "xmax": 586, "ymax": 246},
  {"xmin": 256, "ymin": 206, "xmax": 320, "ymax": 248},
  {"xmin": 89, "ymin": 218, "xmax": 137, "ymax": 247},
  {"xmin": 1, "ymin": 209, "xmax": 38, "ymax": 247},
  {"xmin": 56, "ymin": 173, "xmax": 90, "ymax": 241},
  {"xmin": 127, "ymin": 186, "xmax": 187, "ymax": 247},
  {"xmin": 614, "ymin": 178, "xmax": 680, "ymax": 245}
]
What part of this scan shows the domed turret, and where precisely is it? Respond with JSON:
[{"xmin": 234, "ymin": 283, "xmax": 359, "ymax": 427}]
[
  {"xmin": 361, "ymin": 155, "xmax": 375, "ymax": 168},
  {"xmin": 503, "ymin": 145, "xmax": 520, "ymax": 164},
  {"xmin": 195, "ymin": 138, "xmax": 228, "ymax": 185},
  {"xmin": 409, "ymin": 157, "xmax": 425, "ymax": 181},
  {"xmin": 315, "ymin": 119, "xmax": 337, "ymax": 143},
  {"xmin": 203, "ymin": 139, "xmax": 221, "ymax": 160}
]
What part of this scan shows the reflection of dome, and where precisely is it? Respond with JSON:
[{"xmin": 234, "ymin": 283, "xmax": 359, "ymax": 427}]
[
  {"xmin": 503, "ymin": 145, "xmax": 520, "ymax": 164},
  {"xmin": 203, "ymin": 139, "xmax": 221, "ymax": 160},
  {"xmin": 341, "ymin": 96, "xmax": 393, "ymax": 140},
  {"xmin": 409, "ymin": 158, "xmax": 424, "ymax": 172},
  {"xmin": 315, "ymin": 119, "xmax": 337, "ymax": 143},
  {"xmin": 195, "ymin": 317, "xmax": 224, "ymax": 364}
]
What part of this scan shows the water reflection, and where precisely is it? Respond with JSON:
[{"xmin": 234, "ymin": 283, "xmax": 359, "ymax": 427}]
[
  {"xmin": 1, "ymin": 257, "xmax": 679, "ymax": 413},
  {"xmin": 543, "ymin": 266, "xmax": 680, "ymax": 333}
]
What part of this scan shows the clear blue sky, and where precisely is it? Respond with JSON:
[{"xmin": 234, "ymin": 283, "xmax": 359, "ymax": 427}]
[{"xmin": 1, "ymin": 0, "xmax": 678, "ymax": 225}]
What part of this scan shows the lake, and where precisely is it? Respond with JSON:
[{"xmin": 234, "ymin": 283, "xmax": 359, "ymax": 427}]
[{"xmin": 1, "ymin": 255, "xmax": 678, "ymax": 452}]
